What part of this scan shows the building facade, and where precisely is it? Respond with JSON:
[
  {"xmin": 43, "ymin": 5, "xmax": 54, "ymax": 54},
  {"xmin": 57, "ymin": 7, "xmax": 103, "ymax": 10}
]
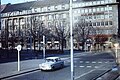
[{"xmin": 0, "ymin": 0, "xmax": 120, "ymax": 50}]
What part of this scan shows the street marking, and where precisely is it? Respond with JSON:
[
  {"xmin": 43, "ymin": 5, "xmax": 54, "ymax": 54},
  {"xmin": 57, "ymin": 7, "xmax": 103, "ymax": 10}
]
[
  {"xmin": 86, "ymin": 61, "xmax": 90, "ymax": 63},
  {"xmin": 86, "ymin": 66, "xmax": 92, "ymax": 68},
  {"xmin": 95, "ymin": 66, "xmax": 99, "ymax": 68},
  {"xmin": 80, "ymin": 61, "xmax": 83, "ymax": 63},
  {"xmin": 75, "ymin": 69, "xmax": 95, "ymax": 80},
  {"xmin": 105, "ymin": 62, "xmax": 108, "ymax": 63},
  {"xmin": 79, "ymin": 66, "xmax": 84, "ymax": 68},
  {"xmin": 98, "ymin": 62, "xmax": 102, "ymax": 63},
  {"xmin": 92, "ymin": 62, "xmax": 96, "ymax": 63}
]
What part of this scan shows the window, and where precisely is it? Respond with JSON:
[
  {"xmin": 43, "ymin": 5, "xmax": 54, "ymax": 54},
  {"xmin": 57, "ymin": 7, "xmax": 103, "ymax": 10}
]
[
  {"xmin": 55, "ymin": 21, "xmax": 58, "ymax": 27},
  {"xmin": 89, "ymin": 2, "xmax": 92, "ymax": 6},
  {"xmin": 109, "ymin": 6, "xmax": 112, "ymax": 11},
  {"xmin": 94, "ymin": 15, "xmax": 96, "ymax": 19},
  {"xmin": 85, "ymin": 2, "xmax": 89, "ymax": 6},
  {"xmin": 62, "ymin": 5, "xmax": 65, "ymax": 9},
  {"xmin": 93, "ymin": 22, "xmax": 96, "ymax": 26},
  {"xmin": 74, "ymin": 10, "xmax": 78, "ymax": 14},
  {"xmin": 109, "ymin": 14, "xmax": 112, "ymax": 18},
  {"xmin": 55, "ymin": 5, "xmax": 57, "ymax": 10},
  {"xmin": 79, "ymin": 3, "xmax": 82, "ymax": 7},
  {"xmin": 51, "ymin": 6, "xmax": 54, "ymax": 11},
  {"xmin": 101, "ymin": 22, "xmax": 104, "ymax": 26},
  {"xmin": 73, "ymin": 3, "xmax": 78, "ymax": 8},
  {"xmin": 48, "ymin": 6, "xmax": 51, "ymax": 11},
  {"xmin": 32, "ymin": 8, "xmax": 35, "ymax": 13},
  {"xmin": 105, "ymin": 21, "xmax": 108, "ymax": 25},
  {"xmin": 105, "ymin": 7, "xmax": 108, "ymax": 11},
  {"xmin": 42, "ymin": 16, "xmax": 45, "ymax": 20},
  {"xmin": 81, "ymin": 3, "xmax": 85, "ymax": 6},
  {"xmin": 41, "ymin": 7, "xmax": 44, "ymax": 12},
  {"xmin": 96, "ymin": 1, "xmax": 100, "ymax": 5},
  {"xmin": 65, "ymin": 4, "xmax": 69, "ymax": 9},
  {"xmin": 101, "ymin": 1, "xmax": 104, "ymax": 4},
  {"xmin": 89, "ymin": 8, "xmax": 92, "ymax": 13},
  {"xmin": 48, "ymin": 22, "xmax": 51, "ymax": 27},
  {"xmin": 109, "ymin": 0, "xmax": 113, "ymax": 3},
  {"xmin": 101, "ymin": 7, "xmax": 104, "ymax": 12},
  {"xmin": 81, "ymin": 9, "xmax": 84, "ymax": 13},
  {"xmin": 48, "ymin": 15, "xmax": 52, "ymax": 20},
  {"xmin": 101, "ymin": 14, "xmax": 104, "ymax": 19},
  {"xmin": 97, "ymin": 7, "xmax": 100, "ymax": 12},
  {"xmin": 58, "ymin": 5, "xmax": 62, "ymax": 10},
  {"xmin": 34, "ymin": 8, "xmax": 40, "ymax": 12},
  {"xmin": 55, "ymin": 14, "xmax": 59, "ymax": 19},
  {"xmin": 93, "ymin": 8, "xmax": 96, "ymax": 12},
  {"xmin": 89, "ymin": 16, "xmax": 92, "ymax": 19},
  {"xmin": 109, "ymin": 21, "xmax": 112, "ymax": 25},
  {"xmin": 105, "ymin": 0, "xmax": 109, "ymax": 4},
  {"xmin": 97, "ymin": 22, "xmax": 100, "ymax": 26},
  {"xmin": 105, "ymin": 14, "xmax": 109, "ymax": 19},
  {"xmin": 62, "ymin": 14, "xmax": 67, "ymax": 18},
  {"xmin": 85, "ymin": 9, "xmax": 88, "ymax": 13},
  {"xmin": 42, "ymin": 7, "xmax": 47, "ymax": 12},
  {"xmin": 93, "ymin": 1, "xmax": 96, "ymax": 5}
]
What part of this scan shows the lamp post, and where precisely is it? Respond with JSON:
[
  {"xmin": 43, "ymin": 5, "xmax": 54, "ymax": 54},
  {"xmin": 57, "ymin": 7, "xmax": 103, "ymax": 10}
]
[
  {"xmin": 69, "ymin": 0, "xmax": 74, "ymax": 80},
  {"xmin": 114, "ymin": 43, "xmax": 119, "ymax": 65}
]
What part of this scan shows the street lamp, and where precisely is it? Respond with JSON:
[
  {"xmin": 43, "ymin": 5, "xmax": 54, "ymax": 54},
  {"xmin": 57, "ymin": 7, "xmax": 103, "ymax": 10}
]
[
  {"xmin": 114, "ymin": 43, "xmax": 119, "ymax": 65},
  {"xmin": 69, "ymin": 0, "xmax": 74, "ymax": 80}
]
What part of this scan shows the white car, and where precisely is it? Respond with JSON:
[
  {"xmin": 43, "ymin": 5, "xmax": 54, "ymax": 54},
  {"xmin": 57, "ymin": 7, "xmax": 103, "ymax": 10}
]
[{"xmin": 39, "ymin": 57, "xmax": 64, "ymax": 70}]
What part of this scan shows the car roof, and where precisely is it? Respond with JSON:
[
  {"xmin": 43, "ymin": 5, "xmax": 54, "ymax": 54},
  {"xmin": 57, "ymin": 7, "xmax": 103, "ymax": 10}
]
[{"xmin": 46, "ymin": 57, "xmax": 60, "ymax": 60}]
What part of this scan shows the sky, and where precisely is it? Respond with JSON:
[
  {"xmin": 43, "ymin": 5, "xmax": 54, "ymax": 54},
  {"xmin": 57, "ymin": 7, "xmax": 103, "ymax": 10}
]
[{"xmin": 1, "ymin": 0, "xmax": 35, "ymax": 4}]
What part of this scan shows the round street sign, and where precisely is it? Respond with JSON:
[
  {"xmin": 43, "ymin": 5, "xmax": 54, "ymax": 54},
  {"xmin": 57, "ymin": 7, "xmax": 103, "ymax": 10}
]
[{"xmin": 17, "ymin": 45, "xmax": 22, "ymax": 51}]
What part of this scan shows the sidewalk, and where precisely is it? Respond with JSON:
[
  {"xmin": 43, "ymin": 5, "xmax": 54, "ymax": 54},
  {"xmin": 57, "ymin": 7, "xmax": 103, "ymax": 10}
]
[
  {"xmin": 96, "ymin": 66, "xmax": 120, "ymax": 80},
  {"xmin": 0, "ymin": 59, "xmax": 44, "ymax": 79}
]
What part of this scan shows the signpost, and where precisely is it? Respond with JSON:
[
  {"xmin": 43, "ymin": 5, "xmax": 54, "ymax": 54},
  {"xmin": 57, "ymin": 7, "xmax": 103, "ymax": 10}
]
[
  {"xmin": 114, "ymin": 43, "xmax": 119, "ymax": 65},
  {"xmin": 43, "ymin": 35, "xmax": 45, "ymax": 59},
  {"xmin": 16, "ymin": 45, "xmax": 22, "ymax": 71}
]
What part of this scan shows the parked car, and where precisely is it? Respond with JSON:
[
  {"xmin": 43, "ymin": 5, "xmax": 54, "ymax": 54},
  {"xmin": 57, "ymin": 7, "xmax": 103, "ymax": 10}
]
[{"xmin": 39, "ymin": 57, "xmax": 64, "ymax": 70}]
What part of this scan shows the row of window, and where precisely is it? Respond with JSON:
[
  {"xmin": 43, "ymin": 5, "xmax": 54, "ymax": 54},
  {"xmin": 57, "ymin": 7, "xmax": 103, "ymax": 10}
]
[
  {"xmin": 74, "ymin": 6, "xmax": 112, "ymax": 14},
  {"xmin": 73, "ymin": 0, "xmax": 114, "ymax": 8},
  {"xmin": 92, "ymin": 21, "xmax": 112, "ymax": 26},
  {"xmin": 1, "ymin": 0, "xmax": 114, "ymax": 17},
  {"xmin": 96, "ymin": 29, "xmax": 113, "ymax": 35},
  {"xmin": 74, "ymin": 14, "xmax": 112, "ymax": 21}
]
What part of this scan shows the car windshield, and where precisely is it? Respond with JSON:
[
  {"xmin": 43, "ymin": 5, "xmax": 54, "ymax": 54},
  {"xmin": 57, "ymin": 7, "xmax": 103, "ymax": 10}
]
[{"xmin": 46, "ymin": 59, "xmax": 54, "ymax": 62}]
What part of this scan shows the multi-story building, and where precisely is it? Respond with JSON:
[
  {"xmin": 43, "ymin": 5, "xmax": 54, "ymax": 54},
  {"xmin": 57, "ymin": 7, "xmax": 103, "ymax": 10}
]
[{"xmin": 0, "ymin": 0, "xmax": 120, "ymax": 50}]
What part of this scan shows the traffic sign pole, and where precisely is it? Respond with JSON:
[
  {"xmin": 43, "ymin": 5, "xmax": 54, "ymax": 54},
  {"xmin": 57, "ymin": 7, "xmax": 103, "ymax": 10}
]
[
  {"xmin": 43, "ymin": 35, "xmax": 45, "ymax": 59},
  {"xmin": 18, "ymin": 50, "xmax": 20, "ymax": 71},
  {"xmin": 16, "ymin": 45, "xmax": 22, "ymax": 71}
]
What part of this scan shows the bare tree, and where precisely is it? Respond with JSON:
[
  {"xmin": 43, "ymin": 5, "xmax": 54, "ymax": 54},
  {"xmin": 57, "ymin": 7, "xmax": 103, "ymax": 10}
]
[
  {"xmin": 31, "ymin": 16, "xmax": 50, "ymax": 51},
  {"xmin": 51, "ymin": 21, "xmax": 69, "ymax": 52},
  {"xmin": 73, "ymin": 19, "xmax": 96, "ymax": 51}
]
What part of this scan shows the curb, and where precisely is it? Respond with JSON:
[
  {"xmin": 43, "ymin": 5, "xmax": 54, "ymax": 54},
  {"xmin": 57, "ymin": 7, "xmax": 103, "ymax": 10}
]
[{"xmin": 0, "ymin": 68, "xmax": 39, "ymax": 80}]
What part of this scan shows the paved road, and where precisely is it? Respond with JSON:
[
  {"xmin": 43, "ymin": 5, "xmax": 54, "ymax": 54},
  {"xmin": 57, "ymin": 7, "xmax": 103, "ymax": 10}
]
[{"xmin": 4, "ymin": 52, "xmax": 116, "ymax": 80}]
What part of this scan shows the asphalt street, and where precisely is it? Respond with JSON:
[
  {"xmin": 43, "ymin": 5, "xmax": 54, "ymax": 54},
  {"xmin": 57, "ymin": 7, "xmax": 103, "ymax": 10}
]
[{"xmin": 4, "ymin": 52, "xmax": 116, "ymax": 80}]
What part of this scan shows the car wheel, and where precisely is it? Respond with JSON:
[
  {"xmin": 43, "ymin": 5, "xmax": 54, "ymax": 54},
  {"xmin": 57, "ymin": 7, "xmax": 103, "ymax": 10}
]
[
  {"xmin": 61, "ymin": 64, "xmax": 64, "ymax": 68},
  {"xmin": 52, "ymin": 66, "xmax": 55, "ymax": 70}
]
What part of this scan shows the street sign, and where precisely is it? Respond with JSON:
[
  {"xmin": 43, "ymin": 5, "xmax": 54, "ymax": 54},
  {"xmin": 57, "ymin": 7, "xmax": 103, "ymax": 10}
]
[{"xmin": 16, "ymin": 45, "xmax": 22, "ymax": 51}]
